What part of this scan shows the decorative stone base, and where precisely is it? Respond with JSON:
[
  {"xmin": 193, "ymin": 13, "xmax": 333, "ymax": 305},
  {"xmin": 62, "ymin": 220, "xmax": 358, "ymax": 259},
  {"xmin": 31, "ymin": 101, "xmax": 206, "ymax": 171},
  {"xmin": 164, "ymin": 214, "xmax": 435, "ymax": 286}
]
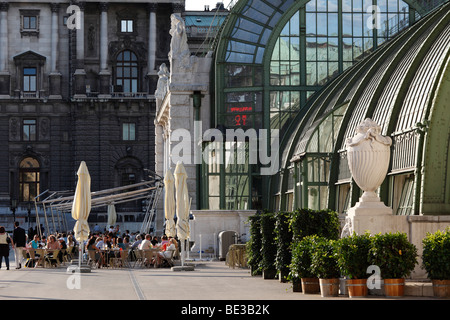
[{"xmin": 171, "ymin": 265, "xmax": 195, "ymax": 271}]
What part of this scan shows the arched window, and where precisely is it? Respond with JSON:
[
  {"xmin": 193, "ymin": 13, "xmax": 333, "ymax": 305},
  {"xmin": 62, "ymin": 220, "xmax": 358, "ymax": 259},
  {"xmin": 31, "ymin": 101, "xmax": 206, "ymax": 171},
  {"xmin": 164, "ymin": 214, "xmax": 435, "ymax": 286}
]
[
  {"xmin": 115, "ymin": 50, "xmax": 138, "ymax": 93},
  {"xmin": 19, "ymin": 157, "xmax": 40, "ymax": 202}
]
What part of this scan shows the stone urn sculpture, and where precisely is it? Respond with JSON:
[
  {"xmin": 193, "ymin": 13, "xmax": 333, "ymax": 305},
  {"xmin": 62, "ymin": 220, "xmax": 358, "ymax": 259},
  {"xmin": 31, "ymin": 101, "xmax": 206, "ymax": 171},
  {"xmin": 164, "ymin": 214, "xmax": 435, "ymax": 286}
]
[{"xmin": 346, "ymin": 118, "xmax": 392, "ymax": 209}]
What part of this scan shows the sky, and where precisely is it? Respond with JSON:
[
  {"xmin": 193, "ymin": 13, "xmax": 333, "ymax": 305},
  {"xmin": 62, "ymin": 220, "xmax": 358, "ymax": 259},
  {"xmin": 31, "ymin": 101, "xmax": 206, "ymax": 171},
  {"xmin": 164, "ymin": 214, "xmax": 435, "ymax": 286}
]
[{"xmin": 185, "ymin": 0, "xmax": 233, "ymax": 11}]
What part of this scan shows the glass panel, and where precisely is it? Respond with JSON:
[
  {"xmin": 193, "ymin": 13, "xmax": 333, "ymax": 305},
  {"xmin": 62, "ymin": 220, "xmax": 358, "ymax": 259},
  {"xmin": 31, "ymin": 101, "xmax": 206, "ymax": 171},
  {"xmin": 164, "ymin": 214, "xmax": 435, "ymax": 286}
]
[
  {"xmin": 320, "ymin": 186, "xmax": 328, "ymax": 209},
  {"xmin": 209, "ymin": 175, "xmax": 220, "ymax": 196},
  {"xmin": 290, "ymin": 11, "xmax": 300, "ymax": 36},
  {"xmin": 123, "ymin": 123, "xmax": 129, "ymax": 140},
  {"xmin": 306, "ymin": 13, "xmax": 316, "ymax": 36},
  {"xmin": 306, "ymin": 37, "xmax": 317, "ymax": 60},
  {"xmin": 353, "ymin": 14, "xmax": 363, "ymax": 36},
  {"xmin": 308, "ymin": 186, "xmax": 319, "ymax": 210},
  {"xmin": 317, "ymin": 13, "xmax": 327, "ymax": 36},
  {"xmin": 328, "ymin": 13, "xmax": 338, "ymax": 36},
  {"xmin": 128, "ymin": 20, "xmax": 133, "ymax": 33},
  {"xmin": 24, "ymin": 68, "xmax": 36, "ymax": 75}
]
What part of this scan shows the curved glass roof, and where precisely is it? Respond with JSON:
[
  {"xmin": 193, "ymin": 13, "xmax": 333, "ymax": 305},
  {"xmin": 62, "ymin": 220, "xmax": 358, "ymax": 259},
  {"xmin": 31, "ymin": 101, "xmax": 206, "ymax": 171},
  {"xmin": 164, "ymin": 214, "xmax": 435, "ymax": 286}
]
[
  {"xmin": 222, "ymin": 0, "xmax": 297, "ymax": 64},
  {"xmin": 286, "ymin": 1, "xmax": 450, "ymax": 162}
]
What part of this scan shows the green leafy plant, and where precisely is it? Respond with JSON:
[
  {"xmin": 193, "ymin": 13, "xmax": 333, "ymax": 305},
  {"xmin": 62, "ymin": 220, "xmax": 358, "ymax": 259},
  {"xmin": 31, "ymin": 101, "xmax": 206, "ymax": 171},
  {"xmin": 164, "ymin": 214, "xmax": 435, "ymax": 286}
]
[
  {"xmin": 290, "ymin": 209, "xmax": 340, "ymax": 242},
  {"xmin": 260, "ymin": 212, "xmax": 277, "ymax": 272},
  {"xmin": 336, "ymin": 232, "xmax": 372, "ymax": 279},
  {"xmin": 422, "ymin": 227, "xmax": 450, "ymax": 280},
  {"xmin": 274, "ymin": 211, "xmax": 293, "ymax": 277},
  {"xmin": 290, "ymin": 235, "xmax": 319, "ymax": 280},
  {"xmin": 370, "ymin": 232, "xmax": 418, "ymax": 279},
  {"xmin": 246, "ymin": 213, "xmax": 262, "ymax": 275},
  {"xmin": 311, "ymin": 237, "xmax": 340, "ymax": 279}
]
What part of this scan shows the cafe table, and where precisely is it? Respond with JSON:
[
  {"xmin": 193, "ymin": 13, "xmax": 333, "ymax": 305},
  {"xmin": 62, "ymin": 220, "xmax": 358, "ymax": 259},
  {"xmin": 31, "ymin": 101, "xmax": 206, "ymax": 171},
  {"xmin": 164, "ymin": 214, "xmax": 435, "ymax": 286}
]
[{"xmin": 142, "ymin": 248, "xmax": 161, "ymax": 268}]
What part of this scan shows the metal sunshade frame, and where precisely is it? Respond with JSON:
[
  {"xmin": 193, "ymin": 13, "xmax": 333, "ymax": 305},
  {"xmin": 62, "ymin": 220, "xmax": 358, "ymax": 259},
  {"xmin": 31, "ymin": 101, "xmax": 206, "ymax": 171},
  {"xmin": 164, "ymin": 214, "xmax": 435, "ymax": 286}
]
[{"xmin": 33, "ymin": 171, "xmax": 164, "ymax": 238}]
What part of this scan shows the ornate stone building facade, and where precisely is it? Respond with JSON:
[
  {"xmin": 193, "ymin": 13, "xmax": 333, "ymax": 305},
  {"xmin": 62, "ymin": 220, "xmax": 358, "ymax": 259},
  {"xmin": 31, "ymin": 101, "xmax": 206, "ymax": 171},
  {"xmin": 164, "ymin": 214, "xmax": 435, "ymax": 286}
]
[{"xmin": 0, "ymin": 0, "xmax": 184, "ymax": 231}]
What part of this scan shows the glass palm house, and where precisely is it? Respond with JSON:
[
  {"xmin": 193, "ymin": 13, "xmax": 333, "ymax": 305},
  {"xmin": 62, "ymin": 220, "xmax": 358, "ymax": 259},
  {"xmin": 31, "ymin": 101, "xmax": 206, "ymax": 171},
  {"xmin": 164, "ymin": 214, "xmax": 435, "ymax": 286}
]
[{"xmin": 200, "ymin": 0, "xmax": 450, "ymax": 217}]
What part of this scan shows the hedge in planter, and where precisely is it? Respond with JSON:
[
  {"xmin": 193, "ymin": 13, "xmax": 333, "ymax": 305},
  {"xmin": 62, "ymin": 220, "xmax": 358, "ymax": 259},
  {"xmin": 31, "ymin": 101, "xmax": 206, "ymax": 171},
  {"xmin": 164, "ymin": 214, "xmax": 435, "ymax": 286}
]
[
  {"xmin": 247, "ymin": 213, "xmax": 262, "ymax": 276},
  {"xmin": 370, "ymin": 232, "xmax": 418, "ymax": 297},
  {"xmin": 422, "ymin": 227, "xmax": 450, "ymax": 298},
  {"xmin": 260, "ymin": 212, "xmax": 277, "ymax": 279},
  {"xmin": 290, "ymin": 235, "xmax": 321, "ymax": 294},
  {"xmin": 336, "ymin": 232, "xmax": 373, "ymax": 298},
  {"xmin": 275, "ymin": 211, "xmax": 293, "ymax": 282},
  {"xmin": 311, "ymin": 237, "xmax": 340, "ymax": 297},
  {"xmin": 370, "ymin": 232, "xmax": 418, "ymax": 278},
  {"xmin": 290, "ymin": 209, "xmax": 340, "ymax": 242}
]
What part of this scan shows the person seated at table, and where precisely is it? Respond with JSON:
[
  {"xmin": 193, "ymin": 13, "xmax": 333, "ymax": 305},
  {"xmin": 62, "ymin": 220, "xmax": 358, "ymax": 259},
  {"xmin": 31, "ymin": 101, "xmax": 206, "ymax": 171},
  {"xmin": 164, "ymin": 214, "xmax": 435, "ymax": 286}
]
[
  {"xmin": 47, "ymin": 235, "xmax": 61, "ymax": 250},
  {"xmin": 160, "ymin": 235, "xmax": 169, "ymax": 249},
  {"xmin": 123, "ymin": 236, "xmax": 131, "ymax": 249},
  {"xmin": 131, "ymin": 234, "xmax": 142, "ymax": 250},
  {"xmin": 116, "ymin": 237, "xmax": 127, "ymax": 250},
  {"xmin": 138, "ymin": 234, "xmax": 153, "ymax": 250},
  {"xmin": 156, "ymin": 238, "xmax": 177, "ymax": 267},
  {"xmin": 86, "ymin": 236, "xmax": 102, "ymax": 266},
  {"xmin": 29, "ymin": 234, "xmax": 40, "ymax": 250},
  {"xmin": 151, "ymin": 236, "xmax": 159, "ymax": 246}
]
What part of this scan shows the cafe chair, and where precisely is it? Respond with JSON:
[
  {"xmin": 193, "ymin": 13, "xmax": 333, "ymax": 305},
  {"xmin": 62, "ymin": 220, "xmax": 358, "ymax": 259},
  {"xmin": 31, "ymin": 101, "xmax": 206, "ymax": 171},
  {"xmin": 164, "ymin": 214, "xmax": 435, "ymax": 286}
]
[
  {"xmin": 133, "ymin": 250, "xmax": 144, "ymax": 268},
  {"xmin": 44, "ymin": 250, "xmax": 60, "ymax": 268},
  {"xmin": 87, "ymin": 250, "xmax": 99, "ymax": 269},
  {"xmin": 160, "ymin": 249, "xmax": 175, "ymax": 268}
]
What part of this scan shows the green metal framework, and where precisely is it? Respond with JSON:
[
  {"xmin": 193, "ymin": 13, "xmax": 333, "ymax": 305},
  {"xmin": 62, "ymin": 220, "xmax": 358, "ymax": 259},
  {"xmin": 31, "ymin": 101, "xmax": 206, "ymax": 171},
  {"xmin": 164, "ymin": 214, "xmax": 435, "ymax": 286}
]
[
  {"xmin": 206, "ymin": 0, "xmax": 427, "ymax": 210},
  {"xmin": 275, "ymin": 1, "xmax": 450, "ymax": 215}
]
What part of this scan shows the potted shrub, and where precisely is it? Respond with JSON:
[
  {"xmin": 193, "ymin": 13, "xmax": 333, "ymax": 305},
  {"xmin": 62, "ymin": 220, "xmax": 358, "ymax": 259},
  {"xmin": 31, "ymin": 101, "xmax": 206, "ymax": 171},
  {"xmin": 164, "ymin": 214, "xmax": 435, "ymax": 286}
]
[
  {"xmin": 337, "ymin": 232, "xmax": 372, "ymax": 298},
  {"xmin": 370, "ymin": 232, "xmax": 418, "ymax": 297},
  {"xmin": 260, "ymin": 212, "xmax": 277, "ymax": 279},
  {"xmin": 311, "ymin": 237, "xmax": 341, "ymax": 297},
  {"xmin": 274, "ymin": 211, "xmax": 292, "ymax": 283},
  {"xmin": 422, "ymin": 227, "xmax": 450, "ymax": 298},
  {"xmin": 290, "ymin": 235, "xmax": 320, "ymax": 294},
  {"xmin": 246, "ymin": 213, "xmax": 262, "ymax": 276}
]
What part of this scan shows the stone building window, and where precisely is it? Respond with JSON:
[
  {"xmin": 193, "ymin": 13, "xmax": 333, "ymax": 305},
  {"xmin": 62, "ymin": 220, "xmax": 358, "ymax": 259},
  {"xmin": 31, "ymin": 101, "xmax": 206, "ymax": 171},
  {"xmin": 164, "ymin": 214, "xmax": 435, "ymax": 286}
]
[
  {"xmin": 115, "ymin": 50, "xmax": 139, "ymax": 93},
  {"xmin": 23, "ymin": 68, "xmax": 37, "ymax": 93},
  {"xmin": 19, "ymin": 157, "xmax": 40, "ymax": 202},
  {"xmin": 120, "ymin": 19, "xmax": 134, "ymax": 33},
  {"xmin": 20, "ymin": 10, "xmax": 40, "ymax": 37},
  {"xmin": 23, "ymin": 119, "xmax": 36, "ymax": 141},
  {"xmin": 122, "ymin": 122, "xmax": 136, "ymax": 141}
]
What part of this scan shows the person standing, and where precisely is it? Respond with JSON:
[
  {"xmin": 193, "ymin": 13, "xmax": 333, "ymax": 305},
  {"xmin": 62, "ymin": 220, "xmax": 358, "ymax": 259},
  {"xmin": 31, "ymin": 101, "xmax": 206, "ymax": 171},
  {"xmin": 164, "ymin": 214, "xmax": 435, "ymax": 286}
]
[
  {"xmin": 13, "ymin": 222, "xmax": 27, "ymax": 269},
  {"xmin": 0, "ymin": 226, "xmax": 13, "ymax": 270}
]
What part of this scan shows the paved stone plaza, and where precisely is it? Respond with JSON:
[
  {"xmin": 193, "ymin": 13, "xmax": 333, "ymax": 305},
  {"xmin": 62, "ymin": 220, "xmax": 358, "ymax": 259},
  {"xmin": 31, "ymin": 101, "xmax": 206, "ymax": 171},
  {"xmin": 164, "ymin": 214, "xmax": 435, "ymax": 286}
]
[{"xmin": 0, "ymin": 251, "xmax": 439, "ymax": 301}]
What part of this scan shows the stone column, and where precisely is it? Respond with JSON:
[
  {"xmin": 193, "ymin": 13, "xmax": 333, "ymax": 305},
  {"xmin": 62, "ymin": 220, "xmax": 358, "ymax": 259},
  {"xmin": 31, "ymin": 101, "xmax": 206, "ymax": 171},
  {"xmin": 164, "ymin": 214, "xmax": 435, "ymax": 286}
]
[
  {"xmin": 147, "ymin": 3, "xmax": 157, "ymax": 73},
  {"xmin": 0, "ymin": 2, "xmax": 10, "ymax": 96},
  {"xmin": 49, "ymin": 3, "xmax": 62, "ymax": 98},
  {"xmin": 99, "ymin": 2, "xmax": 111, "ymax": 97},
  {"xmin": 73, "ymin": 1, "xmax": 86, "ymax": 98}
]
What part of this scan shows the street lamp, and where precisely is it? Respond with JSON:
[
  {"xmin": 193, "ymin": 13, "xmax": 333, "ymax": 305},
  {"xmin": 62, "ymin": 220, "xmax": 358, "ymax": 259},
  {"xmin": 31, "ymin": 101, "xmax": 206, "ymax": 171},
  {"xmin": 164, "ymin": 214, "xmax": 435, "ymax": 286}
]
[
  {"xmin": 10, "ymin": 199, "xmax": 17, "ymax": 226},
  {"xmin": 27, "ymin": 202, "xmax": 32, "ymax": 229}
]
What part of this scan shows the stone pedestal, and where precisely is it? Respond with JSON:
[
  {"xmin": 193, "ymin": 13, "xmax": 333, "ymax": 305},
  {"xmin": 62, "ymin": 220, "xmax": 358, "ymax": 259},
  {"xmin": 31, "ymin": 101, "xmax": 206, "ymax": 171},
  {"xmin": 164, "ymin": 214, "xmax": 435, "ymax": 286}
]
[
  {"xmin": 49, "ymin": 72, "xmax": 62, "ymax": 98},
  {"xmin": 73, "ymin": 69, "xmax": 86, "ymax": 98},
  {"xmin": 99, "ymin": 71, "xmax": 111, "ymax": 98},
  {"xmin": 0, "ymin": 72, "xmax": 10, "ymax": 96}
]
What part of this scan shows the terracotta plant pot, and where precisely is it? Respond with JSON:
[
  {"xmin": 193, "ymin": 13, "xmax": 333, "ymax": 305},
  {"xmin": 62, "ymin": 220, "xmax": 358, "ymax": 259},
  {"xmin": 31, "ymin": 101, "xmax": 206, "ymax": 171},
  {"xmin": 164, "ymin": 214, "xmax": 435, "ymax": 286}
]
[
  {"xmin": 432, "ymin": 280, "xmax": 450, "ymax": 298},
  {"xmin": 346, "ymin": 279, "xmax": 368, "ymax": 298},
  {"xmin": 319, "ymin": 278, "xmax": 340, "ymax": 297},
  {"xmin": 384, "ymin": 278, "xmax": 405, "ymax": 297},
  {"xmin": 263, "ymin": 269, "xmax": 277, "ymax": 280},
  {"xmin": 292, "ymin": 279, "xmax": 302, "ymax": 292},
  {"xmin": 301, "ymin": 278, "xmax": 320, "ymax": 294}
]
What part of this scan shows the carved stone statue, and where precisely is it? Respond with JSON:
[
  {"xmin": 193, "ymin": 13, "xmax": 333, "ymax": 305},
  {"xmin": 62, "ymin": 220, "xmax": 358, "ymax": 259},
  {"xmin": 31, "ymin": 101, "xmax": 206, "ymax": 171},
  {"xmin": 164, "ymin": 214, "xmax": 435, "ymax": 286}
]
[
  {"xmin": 168, "ymin": 14, "xmax": 196, "ymax": 71},
  {"xmin": 155, "ymin": 63, "xmax": 169, "ymax": 101}
]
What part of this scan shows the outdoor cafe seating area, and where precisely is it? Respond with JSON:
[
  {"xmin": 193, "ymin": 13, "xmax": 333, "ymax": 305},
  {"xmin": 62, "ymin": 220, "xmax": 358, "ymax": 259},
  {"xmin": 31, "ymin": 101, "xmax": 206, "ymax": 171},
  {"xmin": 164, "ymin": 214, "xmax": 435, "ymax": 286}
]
[{"xmin": 23, "ymin": 231, "xmax": 179, "ymax": 270}]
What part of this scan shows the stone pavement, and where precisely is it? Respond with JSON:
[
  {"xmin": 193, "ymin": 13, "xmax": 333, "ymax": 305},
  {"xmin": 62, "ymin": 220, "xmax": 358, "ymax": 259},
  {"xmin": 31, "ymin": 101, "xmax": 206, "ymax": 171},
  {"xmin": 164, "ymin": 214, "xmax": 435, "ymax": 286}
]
[{"xmin": 0, "ymin": 251, "xmax": 440, "ymax": 302}]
